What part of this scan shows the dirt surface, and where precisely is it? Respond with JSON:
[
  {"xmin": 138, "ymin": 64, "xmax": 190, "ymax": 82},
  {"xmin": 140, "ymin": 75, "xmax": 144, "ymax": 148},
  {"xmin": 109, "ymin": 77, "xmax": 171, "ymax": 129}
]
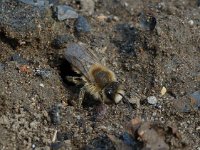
[{"xmin": 0, "ymin": 0, "xmax": 200, "ymax": 149}]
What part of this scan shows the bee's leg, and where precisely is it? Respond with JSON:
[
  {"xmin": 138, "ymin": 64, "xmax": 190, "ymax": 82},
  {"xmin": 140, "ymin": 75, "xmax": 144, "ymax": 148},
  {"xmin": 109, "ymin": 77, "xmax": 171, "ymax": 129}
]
[
  {"xmin": 99, "ymin": 92, "xmax": 104, "ymax": 104},
  {"xmin": 78, "ymin": 86, "xmax": 86, "ymax": 108},
  {"xmin": 66, "ymin": 76, "xmax": 84, "ymax": 85}
]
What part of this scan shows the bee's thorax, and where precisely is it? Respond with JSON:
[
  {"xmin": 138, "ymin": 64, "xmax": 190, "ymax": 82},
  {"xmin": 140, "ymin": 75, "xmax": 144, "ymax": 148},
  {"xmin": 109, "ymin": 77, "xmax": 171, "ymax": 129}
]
[{"xmin": 89, "ymin": 64, "xmax": 116, "ymax": 89}]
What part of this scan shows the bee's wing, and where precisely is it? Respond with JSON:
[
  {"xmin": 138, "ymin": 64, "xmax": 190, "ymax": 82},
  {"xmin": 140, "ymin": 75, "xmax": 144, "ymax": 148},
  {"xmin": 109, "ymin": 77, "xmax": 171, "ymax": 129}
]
[{"xmin": 64, "ymin": 43, "xmax": 99, "ymax": 81}]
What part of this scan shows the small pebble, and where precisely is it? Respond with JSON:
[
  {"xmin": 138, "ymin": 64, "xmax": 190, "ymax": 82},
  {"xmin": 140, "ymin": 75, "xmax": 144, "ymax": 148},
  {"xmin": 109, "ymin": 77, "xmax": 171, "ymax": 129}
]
[
  {"xmin": 49, "ymin": 104, "xmax": 61, "ymax": 125},
  {"xmin": 147, "ymin": 96, "xmax": 158, "ymax": 105},
  {"xmin": 173, "ymin": 98, "xmax": 191, "ymax": 113},
  {"xmin": 19, "ymin": 0, "xmax": 47, "ymax": 7},
  {"xmin": 75, "ymin": 15, "xmax": 91, "ymax": 32},
  {"xmin": 160, "ymin": 87, "xmax": 167, "ymax": 96},
  {"xmin": 39, "ymin": 83, "xmax": 45, "ymax": 87},
  {"xmin": 188, "ymin": 20, "xmax": 194, "ymax": 26},
  {"xmin": 32, "ymin": 144, "xmax": 36, "ymax": 149},
  {"xmin": 55, "ymin": 5, "xmax": 78, "ymax": 21},
  {"xmin": 35, "ymin": 69, "xmax": 52, "ymax": 79},
  {"xmin": 57, "ymin": 131, "xmax": 74, "ymax": 141},
  {"xmin": 0, "ymin": 63, "xmax": 5, "ymax": 72},
  {"xmin": 51, "ymin": 142, "xmax": 63, "ymax": 150},
  {"xmin": 190, "ymin": 91, "xmax": 200, "ymax": 110},
  {"xmin": 11, "ymin": 53, "xmax": 28, "ymax": 64},
  {"xmin": 139, "ymin": 12, "xmax": 157, "ymax": 31}
]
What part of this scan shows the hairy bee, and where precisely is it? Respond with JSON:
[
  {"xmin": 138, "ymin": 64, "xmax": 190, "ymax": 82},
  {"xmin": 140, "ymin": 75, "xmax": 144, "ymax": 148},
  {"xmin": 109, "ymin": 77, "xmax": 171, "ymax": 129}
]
[{"xmin": 64, "ymin": 43, "xmax": 125, "ymax": 106}]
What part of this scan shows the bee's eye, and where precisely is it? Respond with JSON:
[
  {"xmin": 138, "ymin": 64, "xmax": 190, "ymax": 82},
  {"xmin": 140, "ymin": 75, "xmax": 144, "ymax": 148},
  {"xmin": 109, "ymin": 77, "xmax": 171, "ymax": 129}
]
[
  {"xmin": 108, "ymin": 89, "xmax": 112, "ymax": 95},
  {"xmin": 105, "ymin": 88, "xmax": 114, "ymax": 100}
]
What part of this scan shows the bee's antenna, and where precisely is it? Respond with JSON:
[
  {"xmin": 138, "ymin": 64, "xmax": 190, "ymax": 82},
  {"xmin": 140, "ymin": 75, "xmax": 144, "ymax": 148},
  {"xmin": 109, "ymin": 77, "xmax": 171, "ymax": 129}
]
[{"xmin": 118, "ymin": 93, "xmax": 132, "ymax": 111}]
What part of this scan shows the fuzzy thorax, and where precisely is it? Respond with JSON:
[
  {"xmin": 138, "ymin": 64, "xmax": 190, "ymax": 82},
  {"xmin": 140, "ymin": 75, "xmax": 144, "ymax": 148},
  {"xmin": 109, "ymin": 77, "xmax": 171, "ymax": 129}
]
[{"xmin": 89, "ymin": 64, "xmax": 116, "ymax": 89}]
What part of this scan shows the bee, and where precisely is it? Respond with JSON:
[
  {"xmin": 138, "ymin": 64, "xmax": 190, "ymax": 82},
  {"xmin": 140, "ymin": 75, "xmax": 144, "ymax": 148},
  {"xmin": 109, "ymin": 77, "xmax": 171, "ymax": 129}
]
[{"xmin": 64, "ymin": 43, "xmax": 125, "ymax": 107}]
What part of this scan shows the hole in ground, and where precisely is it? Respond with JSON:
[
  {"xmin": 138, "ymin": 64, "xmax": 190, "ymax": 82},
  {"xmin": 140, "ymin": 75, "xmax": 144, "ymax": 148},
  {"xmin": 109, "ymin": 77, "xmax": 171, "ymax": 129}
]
[
  {"xmin": 58, "ymin": 58, "xmax": 100, "ymax": 108},
  {"xmin": 59, "ymin": 58, "xmax": 81, "ymax": 86},
  {"xmin": 0, "ymin": 31, "xmax": 19, "ymax": 49}
]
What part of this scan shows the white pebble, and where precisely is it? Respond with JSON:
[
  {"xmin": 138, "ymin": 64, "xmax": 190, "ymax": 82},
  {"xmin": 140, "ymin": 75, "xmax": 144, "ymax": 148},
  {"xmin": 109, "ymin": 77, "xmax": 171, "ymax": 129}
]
[
  {"xmin": 39, "ymin": 83, "xmax": 44, "ymax": 87},
  {"xmin": 188, "ymin": 20, "xmax": 194, "ymax": 25},
  {"xmin": 147, "ymin": 96, "xmax": 157, "ymax": 105}
]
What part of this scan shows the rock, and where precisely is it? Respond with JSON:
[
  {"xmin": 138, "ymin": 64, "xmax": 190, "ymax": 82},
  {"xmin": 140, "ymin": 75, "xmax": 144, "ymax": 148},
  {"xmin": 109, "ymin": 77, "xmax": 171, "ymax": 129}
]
[
  {"xmin": 18, "ymin": 0, "xmax": 49, "ymax": 7},
  {"xmin": 190, "ymin": 91, "xmax": 200, "ymax": 110},
  {"xmin": 52, "ymin": 35, "xmax": 72, "ymax": 48},
  {"xmin": 138, "ymin": 12, "xmax": 156, "ymax": 31},
  {"xmin": 51, "ymin": 142, "xmax": 63, "ymax": 150},
  {"xmin": 11, "ymin": 54, "xmax": 28, "ymax": 64},
  {"xmin": 80, "ymin": 0, "xmax": 95, "ymax": 15},
  {"xmin": 39, "ymin": 83, "xmax": 45, "ymax": 87},
  {"xmin": 32, "ymin": 144, "xmax": 36, "ymax": 149},
  {"xmin": 75, "ymin": 16, "xmax": 91, "ymax": 32},
  {"xmin": 160, "ymin": 87, "xmax": 167, "ymax": 96},
  {"xmin": 57, "ymin": 131, "xmax": 74, "ymax": 141},
  {"xmin": 54, "ymin": 5, "xmax": 78, "ymax": 21},
  {"xmin": 173, "ymin": 98, "xmax": 191, "ymax": 113},
  {"xmin": 35, "ymin": 68, "xmax": 52, "ymax": 79},
  {"xmin": 188, "ymin": 20, "xmax": 194, "ymax": 26},
  {"xmin": 147, "ymin": 96, "xmax": 157, "ymax": 105},
  {"xmin": 114, "ymin": 24, "xmax": 137, "ymax": 54},
  {"xmin": 0, "ymin": 63, "xmax": 5, "ymax": 72},
  {"xmin": 49, "ymin": 104, "xmax": 61, "ymax": 125}
]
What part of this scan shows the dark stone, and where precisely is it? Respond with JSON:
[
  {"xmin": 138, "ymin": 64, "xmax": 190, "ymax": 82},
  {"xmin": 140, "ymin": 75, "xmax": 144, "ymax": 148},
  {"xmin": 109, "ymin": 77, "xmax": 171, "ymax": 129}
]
[
  {"xmin": 49, "ymin": 104, "xmax": 61, "ymax": 125},
  {"xmin": 11, "ymin": 54, "xmax": 28, "ymax": 64},
  {"xmin": 113, "ymin": 24, "xmax": 137, "ymax": 54},
  {"xmin": 0, "ymin": 63, "xmax": 5, "ymax": 72},
  {"xmin": 139, "ymin": 12, "xmax": 157, "ymax": 31},
  {"xmin": 75, "ymin": 16, "xmax": 91, "ymax": 32},
  {"xmin": 57, "ymin": 131, "xmax": 74, "ymax": 141},
  {"xmin": 190, "ymin": 91, "xmax": 200, "ymax": 109},
  {"xmin": 51, "ymin": 142, "xmax": 63, "ymax": 150}
]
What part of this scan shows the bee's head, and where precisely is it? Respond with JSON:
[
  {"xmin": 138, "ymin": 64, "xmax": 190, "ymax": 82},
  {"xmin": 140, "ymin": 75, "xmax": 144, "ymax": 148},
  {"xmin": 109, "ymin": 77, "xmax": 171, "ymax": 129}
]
[{"xmin": 103, "ymin": 82, "xmax": 124, "ymax": 103}]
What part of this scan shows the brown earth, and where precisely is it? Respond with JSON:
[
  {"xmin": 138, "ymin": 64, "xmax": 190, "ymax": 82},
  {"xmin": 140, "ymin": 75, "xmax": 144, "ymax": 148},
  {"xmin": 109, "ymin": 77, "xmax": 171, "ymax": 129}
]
[{"xmin": 0, "ymin": 0, "xmax": 199, "ymax": 149}]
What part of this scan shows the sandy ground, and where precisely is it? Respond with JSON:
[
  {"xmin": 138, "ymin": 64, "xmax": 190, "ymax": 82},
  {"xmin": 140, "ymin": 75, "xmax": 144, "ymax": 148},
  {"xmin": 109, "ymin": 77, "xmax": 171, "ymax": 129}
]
[{"xmin": 0, "ymin": 0, "xmax": 199, "ymax": 149}]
